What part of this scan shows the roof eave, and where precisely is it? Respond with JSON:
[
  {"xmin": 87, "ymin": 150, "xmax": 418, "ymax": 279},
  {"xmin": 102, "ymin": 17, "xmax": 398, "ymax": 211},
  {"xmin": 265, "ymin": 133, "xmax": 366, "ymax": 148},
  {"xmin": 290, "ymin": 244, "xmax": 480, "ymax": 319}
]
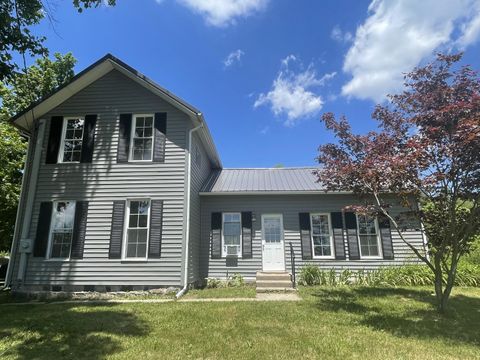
[{"xmin": 199, "ymin": 191, "xmax": 353, "ymax": 196}]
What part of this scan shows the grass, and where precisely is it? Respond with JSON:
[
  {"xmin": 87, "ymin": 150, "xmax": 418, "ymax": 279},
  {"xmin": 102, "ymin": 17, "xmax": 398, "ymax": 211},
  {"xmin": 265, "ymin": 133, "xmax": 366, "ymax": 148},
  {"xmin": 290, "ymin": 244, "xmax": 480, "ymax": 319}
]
[
  {"xmin": 183, "ymin": 285, "xmax": 256, "ymax": 299},
  {"xmin": 0, "ymin": 286, "xmax": 479, "ymax": 359}
]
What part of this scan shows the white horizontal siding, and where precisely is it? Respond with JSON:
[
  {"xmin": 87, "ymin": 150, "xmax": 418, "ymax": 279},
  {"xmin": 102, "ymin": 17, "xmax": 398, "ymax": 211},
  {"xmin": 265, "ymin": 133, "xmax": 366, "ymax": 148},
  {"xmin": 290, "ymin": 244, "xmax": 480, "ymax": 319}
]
[
  {"xmin": 200, "ymin": 195, "xmax": 425, "ymax": 281},
  {"xmin": 18, "ymin": 69, "xmax": 189, "ymax": 287}
]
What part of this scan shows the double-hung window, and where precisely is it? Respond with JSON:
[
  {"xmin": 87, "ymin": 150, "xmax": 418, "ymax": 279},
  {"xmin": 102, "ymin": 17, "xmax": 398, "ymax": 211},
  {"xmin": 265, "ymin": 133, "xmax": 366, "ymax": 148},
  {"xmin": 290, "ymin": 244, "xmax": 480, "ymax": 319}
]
[
  {"xmin": 48, "ymin": 201, "xmax": 76, "ymax": 259},
  {"xmin": 60, "ymin": 117, "xmax": 84, "ymax": 162},
  {"xmin": 124, "ymin": 200, "xmax": 150, "ymax": 259},
  {"xmin": 357, "ymin": 215, "xmax": 382, "ymax": 258},
  {"xmin": 130, "ymin": 114, "xmax": 154, "ymax": 161},
  {"xmin": 222, "ymin": 213, "xmax": 242, "ymax": 257},
  {"xmin": 310, "ymin": 214, "xmax": 334, "ymax": 258}
]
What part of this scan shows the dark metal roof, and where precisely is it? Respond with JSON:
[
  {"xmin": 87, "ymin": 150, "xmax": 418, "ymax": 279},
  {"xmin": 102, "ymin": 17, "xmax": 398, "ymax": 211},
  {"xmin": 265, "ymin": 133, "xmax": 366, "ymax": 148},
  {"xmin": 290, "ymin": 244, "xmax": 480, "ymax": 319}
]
[{"xmin": 201, "ymin": 167, "xmax": 327, "ymax": 193}]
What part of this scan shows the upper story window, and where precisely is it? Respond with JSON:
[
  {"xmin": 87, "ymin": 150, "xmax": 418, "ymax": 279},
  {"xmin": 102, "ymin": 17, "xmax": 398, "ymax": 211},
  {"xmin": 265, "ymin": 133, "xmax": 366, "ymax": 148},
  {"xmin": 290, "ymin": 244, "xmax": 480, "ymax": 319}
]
[
  {"xmin": 124, "ymin": 199, "xmax": 150, "ymax": 259},
  {"xmin": 357, "ymin": 215, "xmax": 382, "ymax": 258},
  {"xmin": 60, "ymin": 118, "xmax": 84, "ymax": 163},
  {"xmin": 310, "ymin": 214, "xmax": 334, "ymax": 258},
  {"xmin": 48, "ymin": 201, "xmax": 76, "ymax": 259},
  {"xmin": 222, "ymin": 212, "xmax": 242, "ymax": 257},
  {"xmin": 130, "ymin": 114, "xmax": 154, "ymax": 161}
]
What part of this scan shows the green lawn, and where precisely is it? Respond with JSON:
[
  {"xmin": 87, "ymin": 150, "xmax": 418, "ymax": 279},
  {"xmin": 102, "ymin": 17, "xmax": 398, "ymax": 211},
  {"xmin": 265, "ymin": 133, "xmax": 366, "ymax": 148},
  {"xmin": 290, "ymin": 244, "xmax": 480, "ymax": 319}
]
[
  {"xmin": 1, "ymin": 286, "xmax": 479, "ymax": 359},
  {"xmin": 183, "ymin": 285, "xmax": 256, "ymax": 299}
]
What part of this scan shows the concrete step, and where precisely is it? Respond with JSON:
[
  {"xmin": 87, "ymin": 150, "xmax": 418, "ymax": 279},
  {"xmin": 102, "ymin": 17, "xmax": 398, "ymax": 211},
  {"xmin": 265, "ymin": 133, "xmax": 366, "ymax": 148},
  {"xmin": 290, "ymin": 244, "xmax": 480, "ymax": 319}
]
[
  {"xmin": 256, "ymin": 272, "xmax": 291, "ymax": 281},
  {"xmin": 256, "ymin": 279, "xmax": 293, "ymax": 288},
  {"xmin": 256, "ymin": 287, "xmax": 297, "ymax": 293}
]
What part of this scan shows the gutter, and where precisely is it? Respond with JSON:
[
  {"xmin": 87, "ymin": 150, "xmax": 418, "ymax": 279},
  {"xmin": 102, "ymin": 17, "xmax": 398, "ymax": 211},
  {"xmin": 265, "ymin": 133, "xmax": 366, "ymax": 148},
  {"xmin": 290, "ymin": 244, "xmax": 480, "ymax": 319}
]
[
  {"xmin": 176, "ymin": 123, "xmax": 204, "ymax": 299},
  {"xmin": 4, "ymin": 120, "xmax": 46, "ymax": 287}
]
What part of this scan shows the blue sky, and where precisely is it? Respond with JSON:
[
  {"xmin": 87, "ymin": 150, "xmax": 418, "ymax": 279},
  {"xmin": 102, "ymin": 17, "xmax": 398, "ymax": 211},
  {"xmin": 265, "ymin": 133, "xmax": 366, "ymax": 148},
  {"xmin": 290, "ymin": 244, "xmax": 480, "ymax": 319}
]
[{"xmin": 30, "ymin": 0, "xmax": 480, "ymax": 167}]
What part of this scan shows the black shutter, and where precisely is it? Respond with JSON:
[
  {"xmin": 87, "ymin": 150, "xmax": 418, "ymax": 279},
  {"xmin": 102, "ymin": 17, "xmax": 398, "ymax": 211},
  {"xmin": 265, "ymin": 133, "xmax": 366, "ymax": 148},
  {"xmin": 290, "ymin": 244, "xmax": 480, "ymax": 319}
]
[
  {"xmin": 153, "ymin": 112, "xmax": 167, "ymax": 163},
  {"xmin": 46, "ymin": 116, "xmax": 63, "ymax": 164},
  {"xmin": 241, "ymin": 212, "xmax": 253, "ymax": 259},
  {"xmin": 345, "ymin": 212, "xmax": 360, "ymax": 260},
  {"xmin": 80, "ymin": 114, "xmax": 97, "ymax": 163},
  {"xmin": 109, "ymin": 201, "xmax": 125, "ymax": 259},
  {"xmin": 117, "ymin": 114, "xmax": 132, "ymax": 163},
  {"xmin": 331, "ymin": 212, "xmax": 346, "ymax": 260},
  {"xmin": 34, "ymin": 202, "xmax": 53, "ymax": 257},
  {"xmin": 378, "ymin": 214, "xmax": 394, "ymax": 260},
  {"xmin": 299, "ymin": 213, "xmax": 312, "ymax": 260},
  {"xmin": 71, "ymin": 201, "xmax": 89, "ymax": 259},
  {"xmin": 211, "ymin": 212, "xmax": 222, "ymax": 259},
  {"xmin": 148, "ymin": 200, "xmax": 163, "ymax": 258}
]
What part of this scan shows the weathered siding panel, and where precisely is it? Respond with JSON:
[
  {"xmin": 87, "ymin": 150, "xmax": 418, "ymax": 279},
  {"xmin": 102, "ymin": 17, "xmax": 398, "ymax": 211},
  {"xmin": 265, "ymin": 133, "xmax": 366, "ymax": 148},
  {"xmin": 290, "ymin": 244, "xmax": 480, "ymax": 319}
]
[
  {"xmin": 200, "ymin": 195, "xmax": 425, "ymax": 281},
  {"xmin": 19, "ymin": 69, "xmax": 189, "ymax": 287},
  {"xmin": 187, "ymin": 131, "xmax": 212, "ymax": 284}
]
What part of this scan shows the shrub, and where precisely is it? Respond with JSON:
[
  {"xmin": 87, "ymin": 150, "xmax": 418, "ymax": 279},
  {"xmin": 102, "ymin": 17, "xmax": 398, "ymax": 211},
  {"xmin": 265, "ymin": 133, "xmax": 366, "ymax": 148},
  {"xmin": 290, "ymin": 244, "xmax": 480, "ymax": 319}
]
[
  {"xmin": 205, "ymin": 273, "xmax": 246, "ymax": 288},
  {"xmin": 298, "ymin": 265, "xmax": 353, "ymax": 286},
  {"xmin": 298, "ymin": 263, "xmax": 480, "ymax": 287},
  {"xmin": 227, "ymin": 273, "xmax": 245, "ymax": 287},
  {"xmin": 206, "ymin": 277, "xmax": 223, "ymax": 289},
  {"xmin": 464, "ymin": 237, "xmax": 480, "ymax": 265}
]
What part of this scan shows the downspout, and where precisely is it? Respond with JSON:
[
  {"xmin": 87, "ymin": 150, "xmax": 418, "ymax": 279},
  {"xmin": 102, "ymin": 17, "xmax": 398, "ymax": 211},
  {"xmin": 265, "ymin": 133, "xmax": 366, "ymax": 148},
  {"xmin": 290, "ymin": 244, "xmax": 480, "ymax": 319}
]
[
  {"xmin": 4, "ymin": 119, "xmax": 46, "ymax": 287},
  {"xmin": 176, "ymin": 122, "xmax": 203, "ymax": 299}
]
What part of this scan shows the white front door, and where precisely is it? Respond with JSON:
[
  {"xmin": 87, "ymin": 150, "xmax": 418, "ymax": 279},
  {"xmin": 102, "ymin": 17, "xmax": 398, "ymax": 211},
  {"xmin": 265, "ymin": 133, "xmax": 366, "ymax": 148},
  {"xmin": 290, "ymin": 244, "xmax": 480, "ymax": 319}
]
[{"xmin": 262, "ymin": 214, "xmax": 285, "ymax": 271}]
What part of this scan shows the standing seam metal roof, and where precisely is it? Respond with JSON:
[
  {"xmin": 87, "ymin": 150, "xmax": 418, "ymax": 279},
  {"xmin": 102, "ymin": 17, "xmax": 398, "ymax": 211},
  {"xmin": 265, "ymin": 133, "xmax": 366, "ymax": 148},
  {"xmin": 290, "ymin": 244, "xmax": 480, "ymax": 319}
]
[{"xmin": 200, "ymin": 167, "xmax": 326, "ymax": 193}]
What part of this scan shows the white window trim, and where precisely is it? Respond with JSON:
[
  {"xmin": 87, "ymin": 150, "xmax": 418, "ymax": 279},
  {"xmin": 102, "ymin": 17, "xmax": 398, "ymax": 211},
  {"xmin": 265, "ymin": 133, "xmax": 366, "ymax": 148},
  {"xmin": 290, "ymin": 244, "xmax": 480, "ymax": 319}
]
[
  {"xmin": 356, "ymin": 214, "xmax": 383, "ymax": 259},
  {"xmin": 122, "ymin": 198, "xmax": 151, "ymax": 261},
  {"xmin": 58, "ymin": 117, "xmax": 85, "ymax": 164},
  {"xmin": 221, "ymin": 212, "xmax": 242, "ymax": 258},
  {"xmin": 129, "ymin": 114, "xmax": 155, "ymax": 162},
  {"xmin": 46, "ymin": 200, "xmax": 76, "ymax": 261},
  {"xmin": 310, "ymin": 213, "xmax": 335, "ymax": 259}
]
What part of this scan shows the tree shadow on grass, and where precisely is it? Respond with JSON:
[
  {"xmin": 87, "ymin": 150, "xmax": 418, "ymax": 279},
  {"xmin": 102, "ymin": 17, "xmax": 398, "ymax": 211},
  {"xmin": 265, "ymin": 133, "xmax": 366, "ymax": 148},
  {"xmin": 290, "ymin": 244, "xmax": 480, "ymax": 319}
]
[
  {"xmin": 308, "ymin": 287, "xmax": 480, "ymax": 347},
  {"xmin": 0, "ymin": 303, "xmax": 149, "ymax": 360}
]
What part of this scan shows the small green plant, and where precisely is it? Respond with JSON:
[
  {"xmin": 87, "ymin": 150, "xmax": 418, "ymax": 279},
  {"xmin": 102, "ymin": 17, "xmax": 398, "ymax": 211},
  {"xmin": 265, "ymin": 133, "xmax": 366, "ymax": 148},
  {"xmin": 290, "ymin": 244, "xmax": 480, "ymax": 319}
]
[
  {"xmin": 299, "ymin": 264, "xmax": 323, "ymax": 286},
  {"xmin": 0, "ymin": 251, "xmax": 9, "ymax": 258},
  {"xmin": 205, "ymin": 274, "xmax": 246, "ymax": 289},
  {"xmin": 227, "ymin": 273, "xmax": 245, "ymax": 287},
  {"xmin": 206, "ymin": 277, "xmax": 223, "ymax": 289}
]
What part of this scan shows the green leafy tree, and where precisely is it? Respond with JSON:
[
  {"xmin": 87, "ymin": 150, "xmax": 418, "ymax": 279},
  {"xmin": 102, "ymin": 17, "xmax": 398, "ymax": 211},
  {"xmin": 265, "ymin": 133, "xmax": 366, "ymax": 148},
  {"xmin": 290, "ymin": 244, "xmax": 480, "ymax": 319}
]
[
  {"xmin": 0, "ymin": 52, "xmax": 77, "ymax": 252},
  {"xmin": 1, "ymin": 0, "xmax": 115, "ymax": 81}
]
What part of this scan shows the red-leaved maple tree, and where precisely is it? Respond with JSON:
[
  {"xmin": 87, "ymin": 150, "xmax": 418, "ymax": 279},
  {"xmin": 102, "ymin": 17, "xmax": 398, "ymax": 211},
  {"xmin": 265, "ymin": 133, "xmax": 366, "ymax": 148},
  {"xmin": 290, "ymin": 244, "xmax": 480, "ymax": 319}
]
[{"xmin": 316, "ymin": 53, "xmax": 480, "ymax": 312}]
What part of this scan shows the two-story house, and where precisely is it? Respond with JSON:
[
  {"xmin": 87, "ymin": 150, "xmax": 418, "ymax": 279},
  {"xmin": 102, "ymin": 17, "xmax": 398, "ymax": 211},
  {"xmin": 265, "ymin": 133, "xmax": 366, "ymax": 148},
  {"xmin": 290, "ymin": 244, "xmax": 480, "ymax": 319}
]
[{"xmin": 5, "ymin": 55, "xmax": 425, "ymax": 295}]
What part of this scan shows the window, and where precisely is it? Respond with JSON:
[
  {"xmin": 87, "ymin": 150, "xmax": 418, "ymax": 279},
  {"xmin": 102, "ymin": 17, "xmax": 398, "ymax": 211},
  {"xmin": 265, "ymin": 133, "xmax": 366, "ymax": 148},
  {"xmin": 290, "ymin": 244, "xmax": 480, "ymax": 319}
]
[
  {"xmin": 310, "ymin": 214, "xmax": 334, "ymax": 258},
  {"xmin": 130, "ymin": 114, "xmax": 154, "ymax": 161},
  {"xmin": 357, "ymin": 215, "xmax": 382, "ymax": 258},
  {"xmin": 60, "ymin": 118, "xmax": 84, "ymax": 162},
  {"xmin": 222, "ymin": 213, "xmax": 242, "ymax": 257},
  {"xmin": 263, "ymin": 216, "xmax": 282, "ymax": 244},
  {"xmin": 124, "ymin": 200, "xmax": 150, "ymax": 259},
  {"xmin": 48, "ymin": 201, "xmax": 76, "ymax": 259}
]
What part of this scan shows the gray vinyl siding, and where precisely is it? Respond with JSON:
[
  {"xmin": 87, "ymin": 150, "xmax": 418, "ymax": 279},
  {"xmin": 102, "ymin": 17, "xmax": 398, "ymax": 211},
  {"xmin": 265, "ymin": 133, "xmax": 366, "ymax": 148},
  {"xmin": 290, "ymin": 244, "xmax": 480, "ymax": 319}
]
[
  {"xmin": 200, "ymin": 195, "xmax": 425, "ymax": 281},
  {"xmin": 16, "ymin": 69, "xmax": 189, "ymax": 287},
  {"xmin": 8, "ymin": 126, "xmax": 39, "ymax": 285},
  {"xmin": 187, "ymin": 132, "xmax": 213, "ymax": 284}
]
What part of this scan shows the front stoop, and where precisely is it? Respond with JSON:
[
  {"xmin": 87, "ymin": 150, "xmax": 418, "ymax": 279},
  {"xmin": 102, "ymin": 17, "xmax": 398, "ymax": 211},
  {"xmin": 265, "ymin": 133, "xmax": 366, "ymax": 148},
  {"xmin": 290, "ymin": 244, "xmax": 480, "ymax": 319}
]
[{"xmin": 255, "ymin": 271, "xmax": 296, "ymax": 292}]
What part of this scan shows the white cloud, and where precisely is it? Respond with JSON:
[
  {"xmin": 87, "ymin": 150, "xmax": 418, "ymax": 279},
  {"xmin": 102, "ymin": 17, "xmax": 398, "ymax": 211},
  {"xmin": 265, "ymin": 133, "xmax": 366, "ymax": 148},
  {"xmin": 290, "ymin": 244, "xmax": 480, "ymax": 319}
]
[
  {"xmin": 259, "ymin": 125, "xmax": 270, "ymax": 134},
  {"xmin": 331, "ymin": 25, "xmax": 353, "ymax": 43},
  {"xmin": 341, "ymin": 0, "xmax": 480, "ymax": 102},
  {"xmin": 175, "ymin": 0, "xmax": 269, "ymax": 27},
  {"xmin": 223, "ymin": 49, "xmax": 244, "ymax": 68},
  {"xmin": 254, "ymin": 55, "xmax": 336, "ymax": 126}
]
